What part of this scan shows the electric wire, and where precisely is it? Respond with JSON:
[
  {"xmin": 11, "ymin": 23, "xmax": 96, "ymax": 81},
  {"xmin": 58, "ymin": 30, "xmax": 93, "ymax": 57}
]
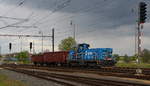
[
  {"xmin": 32, "ymin": 0, "xmax": 71, "ymax": 26},
  {"xmin": 37, "ymin": 0, "xmax": 103, "ymax": 26},
  {"xmin": 0, "ymin": 0, "xmax": 130, "ymax": 53},
  {"xmin": 14, "ymin": 0, "xmax": 66, "ymax": 31},
  {"xmin": 0, "ymin": 0, "xmax": 28, "ymax": 30},
  {"xmin": 1, "ymin": 0, "xmax": 109, "ymax": 41},
  {"xmin": 19, "ymin": 0, "xmax": 104, "ymax": 34}
]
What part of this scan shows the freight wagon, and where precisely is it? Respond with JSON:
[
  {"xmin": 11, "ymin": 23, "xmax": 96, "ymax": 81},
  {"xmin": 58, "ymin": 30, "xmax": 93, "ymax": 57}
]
[
  {"xmin": 31, "ymin": 54, "xmax": 44, "ymax": 65},
  {"xmin": 43, "ymin": 51, "xmax": 68, "ymax": 65},
  {"xmin": 31, "ymin": 51, "xmax": 68, "ymax": 66},
  {"xmin": 31, "ymin": 43, "xmax": 116, "ymax": 67}
]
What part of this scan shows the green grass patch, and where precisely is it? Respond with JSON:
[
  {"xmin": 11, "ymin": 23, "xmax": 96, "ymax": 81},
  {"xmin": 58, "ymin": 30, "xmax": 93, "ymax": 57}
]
[
  {"xmin": 0, "ymin": 74, "xmax": 26, "ymax": 86},
  {"xmin": 3, "ymin": 60, "xmax": 31, "ymax": 64},
  {"xmin": 116, "ymin": 62, "xmax": 150, "ymax": 68}
]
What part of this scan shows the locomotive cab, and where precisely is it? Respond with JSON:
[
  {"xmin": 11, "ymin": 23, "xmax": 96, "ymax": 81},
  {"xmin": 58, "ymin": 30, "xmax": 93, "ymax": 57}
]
[{"xmin": 77, "ymin": 43, "xmax": 90, "ymax": 53}]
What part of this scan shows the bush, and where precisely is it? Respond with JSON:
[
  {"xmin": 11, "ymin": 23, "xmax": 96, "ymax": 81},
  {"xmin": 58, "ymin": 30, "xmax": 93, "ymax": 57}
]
[
  {"xmin": 113, "ymin": 54, "xmax": 120, "ymax": 61},
  {"xmin": 141, "ymin": 49, "xmax": 150, "ymax": 63},
  {"xmin": 15, "ymin": 51, "xmax": 30, "ymax": 64},
  {"xmin": 123, "ymin": 54, "xmax": 130, "ymax": 63}
]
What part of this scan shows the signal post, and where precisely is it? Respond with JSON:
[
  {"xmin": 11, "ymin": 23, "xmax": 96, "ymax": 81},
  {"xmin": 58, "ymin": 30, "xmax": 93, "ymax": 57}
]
[
  {"xmin": 136, "ymin": 2, "xmax": 147, "ymax": 74},
  {"xmin": 137, "ymin": 2, "xmax": 147, "ymax": 63}
]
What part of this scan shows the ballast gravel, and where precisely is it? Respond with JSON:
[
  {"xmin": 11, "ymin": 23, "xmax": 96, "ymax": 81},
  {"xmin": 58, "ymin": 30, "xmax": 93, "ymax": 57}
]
[{"xmin": 0, "ymin": 68, "xmax": 62, "ymax": 86}]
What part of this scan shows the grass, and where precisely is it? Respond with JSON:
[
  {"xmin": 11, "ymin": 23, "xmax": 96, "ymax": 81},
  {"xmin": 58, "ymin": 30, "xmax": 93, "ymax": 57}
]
[
  {"xmin": 116, "ymin": 62, "xmax": 150, "ymax": 68},
  {"xmin": 3, "ymin": 60, "xmax": 31, "ymax": 64},
  {"xmin": 0, "ymin": 74, "xmax": 26, "ymax": 86}
]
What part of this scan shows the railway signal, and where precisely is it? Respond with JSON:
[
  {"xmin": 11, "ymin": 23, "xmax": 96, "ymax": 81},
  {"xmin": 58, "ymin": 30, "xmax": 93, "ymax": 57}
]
[
  {"xmin": 9, "ymin": 43, "xmax": 12, "ymax": 51},
  {"xmin": 139, "ymin": 2, "xmax": 147, "ymax": 24},
  {"xmin": 30, "ymin": 42, "xmax": 32, "ymax": 52},
  {"xmin": 136, "ymin": 2, "xmax": 147, "ymax": 74},
  {"xmin": 137, "ymin": 2, "xmax": 147, "ymax": 58}
]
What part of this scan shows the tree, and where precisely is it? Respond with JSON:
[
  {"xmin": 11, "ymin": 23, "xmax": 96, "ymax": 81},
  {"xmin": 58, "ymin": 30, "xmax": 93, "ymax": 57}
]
[
  {"xmin": 113, "ymin": 54, "xmax": 120, "ymax": 61},
  {"xmin": 58, "ymin": 37, "xmax": 76, "ymax": 51},
  {"xmin": 15, "ymin": 51, "xmax": 30, "ymax": 63},
  {"xmin": 141, "ymin": 49, "xmax": 150, "ymax": 63},
  {"xmin": 123, "ymin": 54, "xmax": 130, "ymax": 63}
]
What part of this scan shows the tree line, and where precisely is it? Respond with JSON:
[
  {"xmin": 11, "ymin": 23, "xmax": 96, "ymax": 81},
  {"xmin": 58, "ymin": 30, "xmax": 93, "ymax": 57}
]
[{"xmin": 114, "ymin": 49, "xmax": 150, "ymax": 63}]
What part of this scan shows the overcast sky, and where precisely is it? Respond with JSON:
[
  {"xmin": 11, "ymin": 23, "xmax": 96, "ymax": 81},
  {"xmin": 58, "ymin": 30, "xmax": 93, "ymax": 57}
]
[{"xmin": 0, "ymin": 0, "xmax": 150, "ymax": 55}]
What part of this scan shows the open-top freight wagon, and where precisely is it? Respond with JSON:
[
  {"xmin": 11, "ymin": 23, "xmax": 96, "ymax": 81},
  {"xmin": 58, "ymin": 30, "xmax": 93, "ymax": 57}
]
[
  {"xmin": 31, "ymin": 43, "xmax": 116, "ymax": 67},
  {"xmin": 31, "ymin": 54, "xmax": 44, "ymax": 65},
  {"xmin": 43, "ymin": 51, "xmax": 68, "ymax": 66},
  {"xmin": 31, "ymin": 51, "xmax": 68, "ymax": 66}
]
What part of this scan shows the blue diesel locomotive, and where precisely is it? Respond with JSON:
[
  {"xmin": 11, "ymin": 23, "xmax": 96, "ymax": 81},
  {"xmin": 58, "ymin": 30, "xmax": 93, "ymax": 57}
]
[
  {"xmin": 68, "ymin": 43, "xmax": 116, "ymax": 67},
  {"xmin": 31, "ymin": 43, "xmax": 116, "ymax": 67}
]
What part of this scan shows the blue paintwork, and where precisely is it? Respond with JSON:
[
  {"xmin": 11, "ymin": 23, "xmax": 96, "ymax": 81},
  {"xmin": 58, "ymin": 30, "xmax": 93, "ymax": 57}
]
[{"xmin": 68, "ymin": 43, "xmax": 114, "ymax": 63}]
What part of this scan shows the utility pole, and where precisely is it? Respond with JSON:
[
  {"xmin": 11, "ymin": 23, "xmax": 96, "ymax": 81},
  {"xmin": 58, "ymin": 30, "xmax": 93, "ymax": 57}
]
[
  {"xmin": 39, "ymin": 31, "xmax": 44, "ymax": 53},
  {"xmin": 20, "ymin": 37, "xmax": 23, "ymax": 52},
  {"xmin": 73, "ymin": 24, "xmax": 76, "ymax": 40},
  {"xmin": 0, "ymin": 46, "xmax": 1, "ymax": 56},
  {"xmin": 42, "ymin": 32, "xmax": 43, "ymax": 53},
  {"xmin": 70, "ymin": 20, "xmax": 76, "ymax": 41},
  {"xmin": 33, "ymin": 41, "xmax": 35, "ymax": 54},
  {"xmin": 135, "ymin": 25, "xmax": 137, "ymax": 55},
  {"xmin": 52, "ymin": 28, "xmax": 54, "ymax": 52}
]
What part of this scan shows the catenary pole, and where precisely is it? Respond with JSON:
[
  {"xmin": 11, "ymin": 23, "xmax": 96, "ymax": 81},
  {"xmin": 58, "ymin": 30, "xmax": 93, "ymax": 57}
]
[{"xmin": 52, "ymin": 28, "xmax": 54, "ymax": 52}]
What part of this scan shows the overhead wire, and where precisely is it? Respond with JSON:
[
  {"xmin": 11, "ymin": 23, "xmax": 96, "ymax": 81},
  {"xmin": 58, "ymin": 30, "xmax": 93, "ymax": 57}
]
[
  {"xmin": 15, "ymin": 0, "xmax": 63, "ymax": 32},
  {"xmin": 27, "ymin": 0, "xmax": 104, "ymax": 38},
  {"xmin": 0, "ymin": 19, "xmax": 28, "ymax": 29},
  {"xmin": 32, "ymin": 0, "xmax": 72, "ymax": 26},
  {"xmin": 2, "ymin": 0, "xmax": 110, "ymax": 54},
  {"xmin": 17, "ymin": 0, "xmax": 108, "ymax": 44},
  {"xmin": 31, "ymin": 0, "xmax": 108, "ymax": 35},
  {"xmin": 36, "ymin": 0, "xmax": 104, "ymax": 26},
  {"xmin": 0, "ymin": 0, "xmax": 32, "ymax": 51},
  {"xmin": 0, "ymin": 0, "xmax": 59, "ymax": 53},
  {"xmin": 0, "ymin": 0, "xmax": 9, "ymax": 25},
  {"xmin": 43, "ymin": 1, "xmax": 106, "ymax": 35},
  {"xmin": 0, "ymin": 0, "xmax": 39, "ymax": 31},
  {"xmin": 0, "ymin": 0, "xmax": 28, "ymax": 30},
  {"xmin": 20, "ymin": 0, "xmax": 104, "ymax": 33},
  {"xmin": 1, "ymin": 0, "xmax": 106, "ymax": 32},
  {"xmin": 3, "ymin": 0, "xmax": 106, "ymax": 43},
  {"xmin": 17, "ymin": 0, "xmax": 72, "ymax": 33},
  {"xmin": 53, "ymin": 2, "xmax": 113, "ymax": 37},
  {"xmin": 3, "ymin": 0, "xmax": 26, "ymax": 15}
]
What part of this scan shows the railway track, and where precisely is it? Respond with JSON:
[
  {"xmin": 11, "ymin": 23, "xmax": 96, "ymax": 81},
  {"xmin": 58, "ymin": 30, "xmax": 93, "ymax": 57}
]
[
  {"xmin": 3, "ymin": 67, "xmax": 150, "ymax": 86},
  {"xmin": 2, "ymin": 64, "xmax": 150, "ymax": 80}
]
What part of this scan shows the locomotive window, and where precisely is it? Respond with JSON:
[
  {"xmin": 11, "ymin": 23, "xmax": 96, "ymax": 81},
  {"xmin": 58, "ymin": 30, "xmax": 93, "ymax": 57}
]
[{"xmin": 79, "ymin": 46, "xmax": 83, "ymax": 50}]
